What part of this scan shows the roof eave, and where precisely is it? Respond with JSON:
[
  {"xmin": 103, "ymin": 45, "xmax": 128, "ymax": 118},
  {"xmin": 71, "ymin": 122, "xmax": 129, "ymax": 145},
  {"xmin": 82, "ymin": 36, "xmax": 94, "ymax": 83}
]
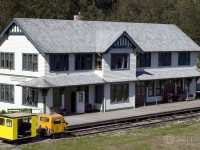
[{"xmin": 0, "ymin": 19, "xmax": 45, "ymax": 56}]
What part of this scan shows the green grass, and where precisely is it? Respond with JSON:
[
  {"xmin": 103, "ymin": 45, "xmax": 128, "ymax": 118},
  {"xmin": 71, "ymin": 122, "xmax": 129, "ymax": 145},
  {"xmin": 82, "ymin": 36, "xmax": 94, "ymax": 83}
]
[{"xmin": 8, "ymin": 120, "xmax": 200, "ymax": 150}]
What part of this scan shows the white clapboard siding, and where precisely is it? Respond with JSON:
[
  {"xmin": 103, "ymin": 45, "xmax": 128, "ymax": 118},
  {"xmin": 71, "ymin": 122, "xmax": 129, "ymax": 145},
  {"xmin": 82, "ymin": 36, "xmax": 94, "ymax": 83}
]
[
  {"xmin": 0, "ymin": 35, "xmax": 45, "ymax": 77},
  {"xmin": 0, "ymin": 75, "xmax": 44, "ymax": 112}
]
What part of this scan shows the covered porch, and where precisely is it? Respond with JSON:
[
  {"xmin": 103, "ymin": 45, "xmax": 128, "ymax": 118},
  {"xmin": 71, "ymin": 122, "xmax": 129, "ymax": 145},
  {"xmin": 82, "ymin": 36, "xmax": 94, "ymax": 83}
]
[
  {"xmin": 18, "ymin": 74, "xmax": 105, "ymax": 114},
  {"xmin": 136, "ymin": 67, "xmax": 200, "ymax": 107}
]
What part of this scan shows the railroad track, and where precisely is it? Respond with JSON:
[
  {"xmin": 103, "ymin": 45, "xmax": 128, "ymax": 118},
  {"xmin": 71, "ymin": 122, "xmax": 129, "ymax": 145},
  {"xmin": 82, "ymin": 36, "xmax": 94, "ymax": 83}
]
[
  {"xmin": 1, "ymin": 110, "xmax": 200, "ymax": 149},
  {"xmin": 68, "ymin": 111, "xmax": 200, "ymax": 137}
]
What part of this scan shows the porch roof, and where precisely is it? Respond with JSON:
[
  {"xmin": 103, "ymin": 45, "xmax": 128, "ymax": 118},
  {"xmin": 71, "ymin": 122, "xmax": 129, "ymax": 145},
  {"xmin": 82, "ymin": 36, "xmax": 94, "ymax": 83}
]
[
  {"xmin": 17, "ymin": 74, "xmax": 105, "ymax": 88},
  {"xmin": 136, "ymin": 67, "xmax": 200, "ymax": 81}
]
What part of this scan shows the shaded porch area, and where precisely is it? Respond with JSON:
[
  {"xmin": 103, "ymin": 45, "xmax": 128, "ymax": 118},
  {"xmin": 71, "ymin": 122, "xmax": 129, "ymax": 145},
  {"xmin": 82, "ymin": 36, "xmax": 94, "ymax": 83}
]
[
  {"xmin": 17, "ymin": 74, "xmax": 105, "ymax": 114},
  {"xmin": 136, "ymin": 67, "xmax": 200, "ymax": 107}
]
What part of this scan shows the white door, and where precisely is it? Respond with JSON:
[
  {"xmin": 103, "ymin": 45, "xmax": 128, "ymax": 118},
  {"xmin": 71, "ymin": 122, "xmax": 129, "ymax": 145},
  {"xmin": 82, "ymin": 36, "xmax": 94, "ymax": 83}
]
[{"xmin": 76, "ymin": 91, "xmax": 85, "ymax": 113}]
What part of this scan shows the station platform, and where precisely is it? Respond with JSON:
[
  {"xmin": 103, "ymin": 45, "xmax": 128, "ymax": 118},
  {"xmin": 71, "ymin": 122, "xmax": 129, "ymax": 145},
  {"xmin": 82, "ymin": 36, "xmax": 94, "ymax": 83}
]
[{"xmin": 65, "ymin": 100, "xmax": 200, "ymax": 130}]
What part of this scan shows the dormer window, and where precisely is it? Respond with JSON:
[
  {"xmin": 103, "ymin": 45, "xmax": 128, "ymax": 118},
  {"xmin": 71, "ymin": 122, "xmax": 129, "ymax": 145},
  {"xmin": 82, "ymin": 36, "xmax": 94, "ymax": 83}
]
[
  {"xmin": 111, "ymin": 53, "xmax": 129, "ymax": 70},
  {"xmin": 0, "ymin": 53, "xmax": 14, "ymax": 70}
]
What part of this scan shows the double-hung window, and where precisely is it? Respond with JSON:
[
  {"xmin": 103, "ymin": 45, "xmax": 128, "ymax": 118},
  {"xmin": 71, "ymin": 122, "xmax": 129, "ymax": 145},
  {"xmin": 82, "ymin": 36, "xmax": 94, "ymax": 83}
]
[
  {"xmin": 111, "ymin": 53, "xmax": 129, "ymax": 70},
  {"xmin": 148, "ymin": 81, "xmax": 154, "ymax": 97},
  {"xmin": 137, "ymin": 53, "xmax": 151, "ymax": 67},
  {"xmin": 22, "ymin": 87, "xmax": 38, "ymax": 107},
  {"xmin": 158, "ymin": 52, "xmax": 171, "ymax": 66},
  {"xmin": 22, "ymin": 54, "xmax": 38, "ymax": 71},
  {"xmin": 178, "ymin": 52, "xmax": 190, "ymax": 66},
  {"xmin": 50, "ymin": 54, "xmax": 68, "ymax": 71},
  {"xmin": 95, "ymin": 85, "xmax": 104, "ymax": 104},
  {"xmin": 75, "ymin": 54, "xmax": 93, "ymax": 70},
  {"xmin": 0, "ymin": 53, "xmax": 14, "ymax": 69},
  {"xmin": 111, "ymin": 84, "xmax": 129, "ymax": 103},
  {"xmin": 0, "ymin": 84, "xmax": 14, "ymax": 103}
]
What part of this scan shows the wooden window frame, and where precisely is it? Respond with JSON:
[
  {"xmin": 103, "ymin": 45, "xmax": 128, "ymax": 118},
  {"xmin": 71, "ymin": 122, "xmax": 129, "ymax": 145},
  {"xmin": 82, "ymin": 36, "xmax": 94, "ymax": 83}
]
[
  {"xmin": 158, "ymin": 52, "xmax": 171, "ymax": 67},
  {"xmin": 95, "ymin": 85, "xmax": 104, "ymax": 104},
  {"xmin": 148, "ymin": 81, "xmax": 154, "ymax": 97},
  {"xmin": 137, "ymin": 53, "xmax": 151, "ymax": 67},
  {"xmin": 110, "ymin": 84, "xmax": 129, "ymax": 103},
  {"xmin": 49, "ymin": 54, "xmax": 69, "ymax": 71},
  {"xmin": 0, "ymin": 52, "xmax": 14, "ymax": 70},
  {"xmin": 75, "ymin": 54, "xmax": 93, "ymax": 70},
  {"xmin": 22, "ymin": 87, "xmax": 38, "ymax": 107},
  {"xmin": 0, "ymin": 84, "xmax": 14, "ymax": 103},
  {"xmin": 111, "ymin": 53, "xmax": 129, "ymax": 70},
  {"xmin": 95, "ymin": 54, "xmax": 102, "ymax": 70},
  {"xmin": 178, "ymin": 52, "xmax": 190, "ymax": 66},
  {"xmin": 22, "ymin": 53, "xmax": 38, "ymax": 71}
]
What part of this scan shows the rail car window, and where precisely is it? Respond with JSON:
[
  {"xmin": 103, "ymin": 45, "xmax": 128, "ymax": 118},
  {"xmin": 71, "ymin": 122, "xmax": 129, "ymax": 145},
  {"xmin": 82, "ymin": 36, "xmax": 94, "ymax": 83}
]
[
  {"xmin": 23, "ymin": 117, "xmax": 31, "ymax": 123},
  {"xmin": 0, "ymin": 118, "xmax": 5, "ymax": 126},
  {"xmin": 6, "ymin": 119, "xmax": 12, "ymax": 127},
  {"xmin": 53, "ymin": 118, "xmax": 61, "ymax": 124},
  {"xmin": 40, "ymin": 117, "xmax": 49, "ymax": 122}
]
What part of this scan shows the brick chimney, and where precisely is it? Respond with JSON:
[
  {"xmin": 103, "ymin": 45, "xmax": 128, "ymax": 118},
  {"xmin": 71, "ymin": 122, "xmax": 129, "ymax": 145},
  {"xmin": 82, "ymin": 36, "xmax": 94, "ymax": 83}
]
[{"xmin": 74, "ymin": 12, "xmax": 83, "ymax": 20}]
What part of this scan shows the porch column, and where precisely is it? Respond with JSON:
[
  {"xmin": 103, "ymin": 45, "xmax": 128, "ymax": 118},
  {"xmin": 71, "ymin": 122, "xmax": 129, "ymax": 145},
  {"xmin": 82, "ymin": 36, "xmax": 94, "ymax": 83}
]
[
  {"xmin": 41, "ymin": 88, "xmax": 49, "ymax": 114},
  {"xmin": 60, "ymin": 88, "xmax": 65, "ymax": 109}
]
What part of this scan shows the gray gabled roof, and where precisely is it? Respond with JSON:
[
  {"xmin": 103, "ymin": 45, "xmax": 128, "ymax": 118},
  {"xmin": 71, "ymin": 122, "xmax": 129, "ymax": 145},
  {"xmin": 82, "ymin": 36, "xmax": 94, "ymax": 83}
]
[
  {"xmin": 136, "ymin": 67, "xmax": 200, "ymax": 81},
  {"xmin": 1, "ymin": 18, "xmax": 200, "ymax": 54},
  {"xmin": 17, "ymin": 74, "xmax": 105, "ymax": 88}
]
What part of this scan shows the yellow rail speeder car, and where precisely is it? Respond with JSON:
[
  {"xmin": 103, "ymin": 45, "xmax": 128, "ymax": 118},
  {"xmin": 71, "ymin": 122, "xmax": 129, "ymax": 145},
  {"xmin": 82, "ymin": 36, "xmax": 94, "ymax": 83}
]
[
  {"xmin": 0, "ymin": 113, "xmax": 36, "ymax": 143},
  {"xmin": 37, "ymin": 114, "xmax": 68, "ymax": 138}
]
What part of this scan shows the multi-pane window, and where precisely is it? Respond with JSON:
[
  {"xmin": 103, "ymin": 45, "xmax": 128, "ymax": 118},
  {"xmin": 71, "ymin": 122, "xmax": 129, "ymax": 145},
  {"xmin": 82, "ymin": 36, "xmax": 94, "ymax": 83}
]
[
  {"xmin": 50, "ymin": 54, "xmax": 68, "ymax": 71},
  {"xmin": 22, "ymin": 87, "xmax": 38, "ymax": 107},
  {"xmin": 95, "ymin": 54, "xmax": 102, "ymax": 70},
  {"xmin": 156, "ymin": 81, "xmax": 161, "ymax": 96},
  {"xmin": 22, "ymin": 54, "xmax": 38, "ymax": 71},
  {"xmin": 148, "ymin": 81, "xmax": 154, "ymax": 97},
  {"xmin": 137, "ymin": 53, "xmax": 151, "ymax": 67},
  {"xmin": 158, "ymin": 52, "xmax": 171, "ymax": 66},
  {"xmin": 53, "ymin": 88, "xmax": 61, "ymax": 107},
  {"xmin": 178, "ymin": 52, "xmax": 190, "ymax": 66},
  {"xmin": 111, "ymin": 84, "xmax": 129, "ymax": 103},
  {"xmin": 0, "ymin": 84, "xmax": 14, "ymax": 103},
  {"xmin": 0, "ymin": 53, "xmax": 14, "ymax": 69},
  {"xmin": 111, "ymin": 53, "xmax": 129, "ymax": 69},
  {"xmin": 95, "ymin": 85, "xmax": 104, "ymax": 104},
  {"xmin": 0, "ymin": 118, "xmax": 5, "ymax": 126},
  {"xmin": 75, "ymin": 54, "xmax": 93, "ymax": 70}
]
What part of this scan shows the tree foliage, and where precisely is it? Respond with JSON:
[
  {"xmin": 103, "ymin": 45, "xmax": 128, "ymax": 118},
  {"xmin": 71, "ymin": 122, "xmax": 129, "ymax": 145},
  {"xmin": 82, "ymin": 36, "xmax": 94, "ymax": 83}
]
[{"xmin": 0, "ymin": 0, "xmax": 200, "ymax": 46}]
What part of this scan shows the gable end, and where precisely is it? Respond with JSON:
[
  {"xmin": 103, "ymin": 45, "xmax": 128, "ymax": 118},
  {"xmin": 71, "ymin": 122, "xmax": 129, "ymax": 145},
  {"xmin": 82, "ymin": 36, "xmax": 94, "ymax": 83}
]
[
  {"xmin": 111, "ymin": 33, "xmax": 136, "ymax": 48},
  {"xmin": 7, "ymin": 24, "xmax": 23, "ymax": 35}
]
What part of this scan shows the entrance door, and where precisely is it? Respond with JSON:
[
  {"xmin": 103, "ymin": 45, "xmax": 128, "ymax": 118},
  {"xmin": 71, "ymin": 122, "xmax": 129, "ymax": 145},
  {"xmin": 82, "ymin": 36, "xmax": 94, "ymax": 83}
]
[
  {"xmin": 135, "ymin": 82, "xmax": 146, "ymax": 107},
  {"xmin": 76, "ymin": 91, "xmax": 85, "ymax": 113},
  {"xmin": 71, "ymin": 92, "xmax": 76, "ymax": 113}
]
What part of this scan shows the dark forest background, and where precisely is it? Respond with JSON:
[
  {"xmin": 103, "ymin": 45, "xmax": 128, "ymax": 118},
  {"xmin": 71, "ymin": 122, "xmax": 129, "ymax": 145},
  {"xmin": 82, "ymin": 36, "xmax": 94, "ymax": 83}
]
[{"xmin": 0, "ymin": 0, "xmax": 200, "ymax": 62}]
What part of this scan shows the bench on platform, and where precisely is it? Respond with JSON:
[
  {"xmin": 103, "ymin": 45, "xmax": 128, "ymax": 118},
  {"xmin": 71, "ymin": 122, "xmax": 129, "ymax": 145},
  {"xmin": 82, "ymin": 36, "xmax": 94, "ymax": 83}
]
[
  {"xmin": 50, "ymin": 107, "xmax": 62, "ymax": 114},
  {"xmin": 85, "ymin": 104, "xmax": 95, "ymax": 113}
]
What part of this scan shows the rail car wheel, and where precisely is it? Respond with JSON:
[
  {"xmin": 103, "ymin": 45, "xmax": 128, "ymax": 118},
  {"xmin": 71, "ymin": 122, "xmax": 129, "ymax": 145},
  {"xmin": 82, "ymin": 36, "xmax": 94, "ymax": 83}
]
[
  {"xmin": 2, "ymin": 139, "xmax": 7, "ymax": 143},
  {"xmin": 52, "ymin": 133, "xmax": 59, "ymax": 139},
  {"xmin": 168, "ymin": 98, "xmax": 173, "ymax": 103},
  {"xmin": 61, "ymin": 132, "xmax": 67, "ymax": 138}
]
